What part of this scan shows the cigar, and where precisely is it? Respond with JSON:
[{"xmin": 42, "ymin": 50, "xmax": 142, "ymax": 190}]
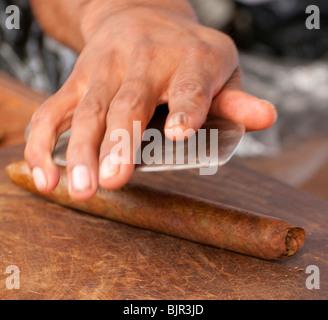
[{"xmin": 6, "ymin": 160, "xmax": 305, "ymax": 260}]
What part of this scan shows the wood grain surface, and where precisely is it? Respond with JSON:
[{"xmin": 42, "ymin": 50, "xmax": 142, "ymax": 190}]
[{"xmin": 0, "ymin": 144, "xmax": 327, "ymax": 300}]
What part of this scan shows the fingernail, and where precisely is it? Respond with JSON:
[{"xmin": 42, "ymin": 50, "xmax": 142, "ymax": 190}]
[
  {"xmin": 261, "ymin": 99, "xmax": 278, "ymax": 122},
  {"xmin": 100, "ymin": 153, "xmax": 120, "ymax": 181},
  {"xmin": 32, "ymin": 167, "xmax": 47, "ymax": 191},
  {"xmin": 166, "ymin": 112, "xmax": 188, "ymax": 128},
  {"xmin": 72, "ymin": 165, "xmax": 91, "ymax": 191}
]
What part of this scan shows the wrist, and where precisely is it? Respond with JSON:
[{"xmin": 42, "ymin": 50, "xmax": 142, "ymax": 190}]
[{"xmin": 80, "ymin": 0, "xmax": 198, "ymax": 44}]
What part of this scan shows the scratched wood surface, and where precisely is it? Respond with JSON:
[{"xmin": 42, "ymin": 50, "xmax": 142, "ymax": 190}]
[{"xmin": 0, "ymin": 144, "xmax": 327, "ymax": 300}]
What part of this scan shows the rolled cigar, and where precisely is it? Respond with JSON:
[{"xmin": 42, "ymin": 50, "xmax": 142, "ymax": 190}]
[{"xmin": 6, "ymin": 160, "xmax": 305, "ymax": 260}]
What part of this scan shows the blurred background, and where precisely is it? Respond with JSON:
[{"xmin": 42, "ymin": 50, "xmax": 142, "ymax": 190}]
[{"xmin": 0, "ymin": 0, "xmax": 327, "ymax": 198}]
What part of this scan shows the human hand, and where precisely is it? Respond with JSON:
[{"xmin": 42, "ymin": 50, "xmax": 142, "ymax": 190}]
[{"xmin": 25, "ymin": 1, "xmax": 277, "ymax": 200}]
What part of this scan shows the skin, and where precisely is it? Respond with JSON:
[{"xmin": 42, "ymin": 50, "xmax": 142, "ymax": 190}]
[{"xmin": 25, "ymin": 0, "xmax": 277, "ymax": 201}]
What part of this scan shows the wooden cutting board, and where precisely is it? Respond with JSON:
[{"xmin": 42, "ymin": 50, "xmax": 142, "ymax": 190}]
[{"xmin": 0, "ymin": 144, "xmax": 327, "ymax": 300}]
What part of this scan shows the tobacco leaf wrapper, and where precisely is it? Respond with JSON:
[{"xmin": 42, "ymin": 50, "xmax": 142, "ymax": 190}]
[{"xmin": 6, "ymin": 160, "xmax": 305, "ymax": 260}]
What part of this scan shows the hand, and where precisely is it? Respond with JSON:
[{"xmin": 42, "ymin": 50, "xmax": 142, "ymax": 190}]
[{"xmin": 25, "ymin": 1, "xmax": 277, "ymax": 200}]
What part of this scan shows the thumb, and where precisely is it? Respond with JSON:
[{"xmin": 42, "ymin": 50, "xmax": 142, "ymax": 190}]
[{"xmin": 210, "ymin": 67, "xmax": 277, "ymax": 131}]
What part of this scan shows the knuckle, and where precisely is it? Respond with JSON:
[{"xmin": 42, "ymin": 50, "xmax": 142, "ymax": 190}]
[
  {"xmin": 171, "ymin": 81, "xmax": 207, "ymax": 99},
  {"xmin": 30, "ymin": 91, "xmax": 68, "ymax": 126},
  {"xmin": 185, "ymin": 40, "xmax": 210, "ymax": 59},
  {"xmin": 221, "ymin": 32, "xmax": 237, "ymax": 50},
  {"xmin": 30, "ymin": 105, "xmax": 54, "ymax": 128},
  {"xmin": 73, "ymin": 101, "xmax": 104, "ymax": 123},
  {"xmin": 134, "ymin": 40, "xmax": 156, "ymax": 59},
  {"xmin": 217, "ymin": 32, "xmax": 238, "ymax": 59},
  {"xmin": 110, "ymin": 91, "xmax": 145, "ymax": 113}
]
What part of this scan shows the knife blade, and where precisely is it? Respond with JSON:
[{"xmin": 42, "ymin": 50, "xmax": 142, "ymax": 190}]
[{"xmin": 25, "ymin": 108, "xmax": 244, "ymax": 174}]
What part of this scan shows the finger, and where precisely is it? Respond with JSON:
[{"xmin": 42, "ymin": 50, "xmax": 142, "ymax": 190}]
[
  {"xmin": 65, "ymin": 82, "xmax": 117, "ymax": 200},
  {"xmin": 98, "ymin": 43, "xmax": 163, "ymax": 190},
  {"xmin": 164, "ymin": 37, "xmax": 238, "ymax": 141},
  {"xmin": 99, "ymin": 78, "xmax": 158, "ymax": 190},
  {"xmin": 210, "ymin": 67, "xmax": 278, "ymax": 131},
  {"xmin": 24, "ymin": 85, "xmax": 79, "ymax": 193},
  {"xmin": 165, "ymin": 65, "xmax": 213, "ymax": 141}
]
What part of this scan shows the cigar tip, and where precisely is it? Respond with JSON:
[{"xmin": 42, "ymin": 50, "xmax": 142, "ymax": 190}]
[
  {"xmin": 5, "ymin": 160, "xmax": 32, "ymax": 185},
  {"xmin": 5, "ymin": 161, "xmax": 19, "ymax": 178},
  {"xmin": 286, "ymin": 227, "xmax": 306, "ymax": 256}
]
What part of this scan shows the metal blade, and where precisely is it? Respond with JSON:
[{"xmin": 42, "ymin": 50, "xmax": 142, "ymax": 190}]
[
  {"xmin": 135, "ymin": 117, "xmax": 244, "ymax": 173},
  {"xmin": 25, "ymin": 115, "xmax": 244, "ymax": 173}
]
